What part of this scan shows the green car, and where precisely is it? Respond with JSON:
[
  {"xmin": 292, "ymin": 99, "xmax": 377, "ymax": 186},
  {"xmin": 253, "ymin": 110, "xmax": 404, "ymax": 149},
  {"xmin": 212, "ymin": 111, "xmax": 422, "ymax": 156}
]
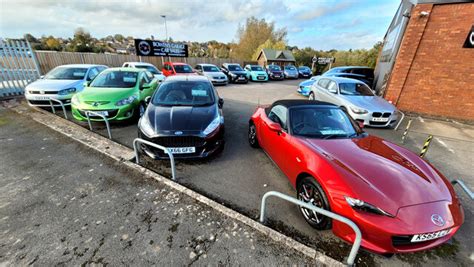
[
  {"xmin": 71, "ymin": 67, "xmax": 158, "ymax": 121},
  {"xmin": 244, "ymin": 64, "xmax": 268, "ymax": 82}
]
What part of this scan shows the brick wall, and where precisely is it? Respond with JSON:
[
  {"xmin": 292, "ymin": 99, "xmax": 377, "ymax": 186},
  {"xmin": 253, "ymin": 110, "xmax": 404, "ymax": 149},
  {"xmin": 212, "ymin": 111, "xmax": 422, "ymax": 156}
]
[{"xmin": 384, "ymin": 2, "xmax": 474, "ymax": 121}]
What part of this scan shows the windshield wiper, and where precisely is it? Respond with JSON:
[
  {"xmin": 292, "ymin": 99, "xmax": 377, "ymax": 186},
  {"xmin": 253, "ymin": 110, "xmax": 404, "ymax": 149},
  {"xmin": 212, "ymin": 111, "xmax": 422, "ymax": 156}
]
[{"xmin": 322, "ymin": 134, "xmax": 347, "ymax": 140}]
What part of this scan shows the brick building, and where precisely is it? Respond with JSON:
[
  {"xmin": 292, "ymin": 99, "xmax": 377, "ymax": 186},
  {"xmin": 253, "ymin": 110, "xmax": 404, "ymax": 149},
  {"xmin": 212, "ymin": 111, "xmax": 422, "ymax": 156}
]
[{"xmin": 374, "ymin": 0, "xmax": 474, "ymax": 121}]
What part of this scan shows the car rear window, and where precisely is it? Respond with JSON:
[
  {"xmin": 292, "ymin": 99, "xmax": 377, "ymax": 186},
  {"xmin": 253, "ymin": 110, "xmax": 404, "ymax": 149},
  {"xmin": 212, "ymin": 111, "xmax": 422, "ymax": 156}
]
[{"xmin": 174, "ymin": 64, "xmax": 193, "ymax": 73}]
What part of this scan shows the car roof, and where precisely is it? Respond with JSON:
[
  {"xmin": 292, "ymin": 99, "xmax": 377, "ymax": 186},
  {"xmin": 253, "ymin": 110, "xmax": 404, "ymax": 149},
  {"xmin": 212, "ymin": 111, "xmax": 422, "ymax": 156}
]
[
  {"xmin": 103, "ymin": 67, "xmax": 143, "ymax": 73},
  {"xmin": 165, "ymin": 62, "xmax": 189, "ymax": 66},
  {"xmin": 331, "ymin": 66, "xmax": 373, "ymax": 70},
  {"xmin": 197, "ymin": 63, "xmax": 218, "ymax": 67},
  {"xmin": 271, "ymin": 99, "xmax": 336, "ymax": 108},
  {"xmin": 164, "ymin": 75, "xmax": 209, "ymax": 82},
  {"xmin": 124, "ymin": 62, "xmax": 154, "ymax": 66},
  {"xmin": 320, "ymin": 76, "xmax": 366, "ymax": 83},
  {"xmin": 57, "ymin": 64, "xmax": 105, "ymax": 68}
]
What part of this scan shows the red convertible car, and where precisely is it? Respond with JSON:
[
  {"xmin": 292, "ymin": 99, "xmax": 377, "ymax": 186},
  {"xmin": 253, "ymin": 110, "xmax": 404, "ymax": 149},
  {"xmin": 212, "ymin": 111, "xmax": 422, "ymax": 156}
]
[{"xmin": 248, "ymin": 99, "xmax": 464, "ymax": 254}]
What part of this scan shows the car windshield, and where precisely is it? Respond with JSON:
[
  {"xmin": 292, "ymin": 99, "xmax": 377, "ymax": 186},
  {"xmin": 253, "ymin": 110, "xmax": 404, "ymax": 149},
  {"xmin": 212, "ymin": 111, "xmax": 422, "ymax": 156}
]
[
  {"xmin": 174, "ymin": 64, "xmax": 193, "ymax": 73},
  {"xmin": 203, "ymin": 66, "xmax": 220, "ymax": 72},
  {"xmin": 152, "ymin": 81, "xmax": 214, "ymax": 106},
  {"xmin": 299, "ymin": 66, "xmax": 310, "ymax": 71},
  {"xmin": 339, "ymin": 83, "xmax": 373, "ymax": 96},
  {"xmin": 89, "ymin": 71, "xmax": 138, "ymax": 88},
  {"xmin": 135, "ymin": 65, "xmax": 161, "ymax": 75},
  {"xmin": 290, "ymin": 107, "xmax": 357, "ymax": 139},
  {"xmin": 251, "ymin": 66, "xmax": 263, "ymax": 71},
  {"xmin": 285, "ymin": 66, "xmax": 296, "ymax": 70},
  {"xmin": 44, "ymin": 67, "xmax": 87, "ymax": 80},
  {"xmin": 268, "ymin": 65, "xmax": 281, "ymax": 71},
  {"xmin": 228, "ymin": 65, "xmax": 243, "ymax": 71}
]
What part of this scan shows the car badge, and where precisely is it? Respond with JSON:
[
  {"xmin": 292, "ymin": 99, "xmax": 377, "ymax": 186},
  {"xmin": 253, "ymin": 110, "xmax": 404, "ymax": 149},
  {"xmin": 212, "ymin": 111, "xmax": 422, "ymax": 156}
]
[
  {"xmin": 174, "ymin": 131, "xmax": 183, "ymax": 135},
  {"xmin": 431, "ymin": 214, "xmax": 445, "ymax": 227},
  {"xmin": 92, "ymin": 102, "xmax": 100, "ymax": 107}
]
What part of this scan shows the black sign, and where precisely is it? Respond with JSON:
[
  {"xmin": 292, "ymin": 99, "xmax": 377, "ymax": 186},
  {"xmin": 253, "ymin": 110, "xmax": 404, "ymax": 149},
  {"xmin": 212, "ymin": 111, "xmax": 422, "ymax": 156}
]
[
  {"xmin": 463, "ymin": 25, "xmax": 474, "ymax": 48},
  {"xmin": 134, "ymin": 39, "xmax": 188, "ymax": 57},
  {"xmin": 316, "ymin": 57, "xmax": 335, "ymax": 64}
]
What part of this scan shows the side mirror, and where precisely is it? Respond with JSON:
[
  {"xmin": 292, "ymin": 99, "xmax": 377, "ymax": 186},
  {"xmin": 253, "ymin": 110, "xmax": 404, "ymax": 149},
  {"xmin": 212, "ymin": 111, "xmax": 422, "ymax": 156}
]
[
  {"xmin": 145, "ymin": 96, "xmax": 151, "ymax": 105},
  {"xmin": 218, "ymin": 98, "xmax": 224, "ymax": 108},
  {"xmin": 40, "ymin": 75, "xmax": 44, "ymax": 79},
  {"xmin": 329, "ymin": 89, "xmax": 337, "ymax": 94},
  {"xmin": 140, "ymin": 83, "xmax": 151, "ymax": 90},
  {"xmin": 268, "ymin": 122, "xmax": 282, "ymax": 132},
  {"xmin": 357, "ymin": 121, "xmax": 364, "ymax": 129}
]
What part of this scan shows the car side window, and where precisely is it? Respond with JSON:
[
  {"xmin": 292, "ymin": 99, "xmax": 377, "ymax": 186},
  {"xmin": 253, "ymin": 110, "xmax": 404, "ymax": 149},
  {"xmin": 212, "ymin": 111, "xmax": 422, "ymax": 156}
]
[
  {"xmin": 317, "ymin": 78, "xmax": 330, "ymax": 88},
  {"xmin": 139, "ymin": 73, "xmax": 148, "ymax": 87},
  {"xmin": 164, "ymin": 64, "xmax": 171, "ymax": 71},
  {"xmin": 327, "ymin": 81, "xmax": 338, "ymax": 93},
  {"xmin": 145, "ymin": 71, "xmax": 153, "ymax": 81},
  {"xmin": 87, "ymin": 68, "xmax": 99, "ymax": 81},
  {"xmin": 123, "ymin": 63, "xmax": 129, "ymax": 67},
  {"xmin": 268, "ymin": 105, "xmax": 287, "ymax": 130}
]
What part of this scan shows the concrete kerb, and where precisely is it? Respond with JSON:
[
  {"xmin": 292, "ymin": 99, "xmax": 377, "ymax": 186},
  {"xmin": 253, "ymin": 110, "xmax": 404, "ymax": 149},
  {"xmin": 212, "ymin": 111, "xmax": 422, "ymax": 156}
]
[{"xmin": 10, "ymin": 103, "xmax": 343, "ymax": 267}]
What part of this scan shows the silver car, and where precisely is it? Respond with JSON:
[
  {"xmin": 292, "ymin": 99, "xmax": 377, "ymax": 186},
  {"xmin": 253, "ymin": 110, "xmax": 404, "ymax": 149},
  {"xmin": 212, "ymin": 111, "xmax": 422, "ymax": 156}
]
[
  {"xmin": 195, "ymin": 63, "xmax": 228, "ymax": 85},
  {"xmin": 308, "ymin": 76, "xmax": 398, "ymax": 127},
  {"xmin": 283, "ymin": 65, "xmax": 299, "ymax": 79},
  {"xmin": 25, "ymin": 64, "xmax": 107, "ymax": 107}
]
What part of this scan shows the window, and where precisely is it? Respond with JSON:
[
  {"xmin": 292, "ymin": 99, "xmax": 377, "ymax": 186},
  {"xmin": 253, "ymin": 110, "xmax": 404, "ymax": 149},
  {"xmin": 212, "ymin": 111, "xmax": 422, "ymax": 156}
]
[
  {"xmin": 195, "ymin": 65, "xmax": 201, "ymax": 71},
  {"xmin": 317, "ymin": 78, "xmax": 330, "ymax": 88},
  {"xmin": 90, "ymin": 71, "xmax": 138, "ymax": 88},
  {"xmin": 44, "ymin": 67, "xmax": 88, "ymax": 80},
  {"xmin": 164, "ymin": 64, "xmax": 171, "ymax": 71},
  {"xmin": 290, "ymin": 107, "xmax": 356, "ymax": 138},
  {"xmin": 144, "ymin": 71, "xmax": 154, "ymax": 81},
  {"xmin": 268, "ymin": 105, "xmax": 287, "ymax": 130},
  {"xmin": 87, "ymin": 68, "xmax": 99, "ymax": 81},
  {"xmin": 152, "ymin": 81, "xmax": 215, "ymax": 106},
  {"xmin": 327, "ymin": 81, "xmax": 338, "ymax": 93},
  {"xmin": 339, "ymin": 83, "xmax": 373, "ymax": 96},
  {"xmin": 123, "ymin": 63, "xmax": 129, "ymax": 67},
  {"xmin": 174, "ymin": 64, "xmax": 193, "ymax": 73},
  {"xmin": 203, "ymin": 66, "xmax": 220, "ymax": 72}
]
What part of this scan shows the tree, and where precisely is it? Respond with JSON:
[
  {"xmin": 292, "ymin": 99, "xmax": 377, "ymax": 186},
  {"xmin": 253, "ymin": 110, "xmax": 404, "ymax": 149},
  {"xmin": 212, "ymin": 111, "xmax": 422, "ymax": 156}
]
[
  {"xmin": 232, "ymin": 17, "xmax": 287, "ymax": 60},
  {"xmin": 44, "ymin": 36, "xmax": 61, "ymax": 51},
  {"xmin": 69, "ymin": 28, "xmax": 94, "ymax": 52},
  {"xmin": 24, "ymin": 33, "xmax": 38, "ymax": 43},
  {"xmin": 114, "ymin": 34, "xmax": 124, "ymax": 43}
]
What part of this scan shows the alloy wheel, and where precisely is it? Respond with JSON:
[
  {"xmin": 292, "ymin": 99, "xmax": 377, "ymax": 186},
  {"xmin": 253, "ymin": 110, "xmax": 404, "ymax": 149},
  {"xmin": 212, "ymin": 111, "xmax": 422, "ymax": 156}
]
[{"xmin": 298, "ymin": 183, "xmax": 325, "ymax": 225}]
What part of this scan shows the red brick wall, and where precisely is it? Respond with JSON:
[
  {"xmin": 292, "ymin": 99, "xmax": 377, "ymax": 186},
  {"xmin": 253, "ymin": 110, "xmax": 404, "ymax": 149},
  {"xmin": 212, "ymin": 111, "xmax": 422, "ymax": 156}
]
[{"xmin": 384, "ymin": 3, "xmax": 474, "ymax": 121}]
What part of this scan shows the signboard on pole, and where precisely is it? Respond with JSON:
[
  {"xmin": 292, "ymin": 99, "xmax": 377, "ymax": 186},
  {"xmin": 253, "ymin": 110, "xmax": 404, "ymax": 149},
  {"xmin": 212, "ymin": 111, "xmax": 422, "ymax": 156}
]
[
  {"xmin": 134, "ymin": 39, "xmax": 188, "ymax": 57},
  {"xmin": 316, "ymin": 57, "xmax": 335, "ymax": 64}
]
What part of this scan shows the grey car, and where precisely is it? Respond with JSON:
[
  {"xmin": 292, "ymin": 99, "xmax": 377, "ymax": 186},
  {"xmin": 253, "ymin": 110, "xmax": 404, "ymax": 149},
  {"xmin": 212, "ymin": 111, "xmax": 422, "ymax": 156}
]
[
  {"xmin": 308, "ymin": 76, "xmax": 398, "ymax": 127},
  {"xmin": 195, "ymin": 64, "xmax": 228, "ymax": 85},
  {"xmin": 25, "ymin": 64, "xmax": 107, "ymax": 107},
  {"xmin": 283, "ymin": 65, "xmax": 299, "ymax": 79}
]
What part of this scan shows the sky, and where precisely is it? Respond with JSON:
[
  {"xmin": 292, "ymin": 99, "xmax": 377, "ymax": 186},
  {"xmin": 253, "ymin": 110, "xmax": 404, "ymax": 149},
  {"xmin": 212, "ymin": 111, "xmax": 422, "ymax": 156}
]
[{"xmin": 0, "ymin": 0, "xmax": 400, "ymax": 50}]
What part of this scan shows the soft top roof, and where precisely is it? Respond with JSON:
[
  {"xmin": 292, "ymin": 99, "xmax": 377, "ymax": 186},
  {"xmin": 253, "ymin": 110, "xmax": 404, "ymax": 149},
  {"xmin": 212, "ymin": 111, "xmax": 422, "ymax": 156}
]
[{"xmin": 271, "ymin": 99, "xmax": 336, "ymax": 108}]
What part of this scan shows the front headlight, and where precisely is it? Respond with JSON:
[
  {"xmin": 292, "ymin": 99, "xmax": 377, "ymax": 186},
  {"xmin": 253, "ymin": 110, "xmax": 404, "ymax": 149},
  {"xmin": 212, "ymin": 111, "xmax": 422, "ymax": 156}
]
[
  {"xmin": 345, "ymin": 196, "xmax": 394, "ymax": 217},
  {"xmin": 203, "ymin": 115, "xmax": 222, "ymax": 136},
  {"xmin": 71, "ymin": 95, "xmax": 80, "ymax": 105},
  {"xmin": 116, "ymin": 95, "xmax": 138, "ymax": 106},
  {"xmin": 58, "ymin": 88, "xmax": 76, "ymax": 95},
  {"xmin": 350, "ymin": 106, "xmax": 368, "ymax": 114},
  {"xmin": 230, "ymin": 72, "xmax": 237, "ymax": 77},
  {"xmin": 139, "ymin": 114, "xmax": 155, "ymax": 137}
]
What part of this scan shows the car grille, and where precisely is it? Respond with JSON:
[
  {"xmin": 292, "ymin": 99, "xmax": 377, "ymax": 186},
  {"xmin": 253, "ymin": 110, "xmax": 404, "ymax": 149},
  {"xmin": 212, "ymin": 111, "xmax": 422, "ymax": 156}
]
[
  {"xmin": 85, "ymin": 101, "xmax": 111, "ymax": 105},
  {"xmin": 78, "ymin": 109, "xmax": 119, "ymax": 118},
  {"xmin": 369, "ymin": 121, "xmax": 389, "ymax": 126},
  {"xmin": 213, "ymin": 76, "xmax": 225, "ymax": 80},
  {"xmin": 150, "ymin": 136, "xmax": 205, "ymax": 147},
  {"xmin": 373, "ymin": 112, "xmax": 392, "ymax": 118},
  {"xmin": 29, "ymin": 90, "xmax": 58, "ymax": 94},
  {"xmin": 28, "ymin": 99, "xmax": 70, "ymax": 105}
]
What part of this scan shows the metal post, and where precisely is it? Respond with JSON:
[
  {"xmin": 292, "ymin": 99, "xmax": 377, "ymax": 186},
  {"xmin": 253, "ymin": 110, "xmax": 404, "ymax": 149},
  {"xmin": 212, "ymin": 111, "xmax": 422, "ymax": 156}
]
[
  {"xmin": 419, "ymin": 135, "xmax": 433, "ymax": 158},
  {"xmin": 133, "ymin": 138, "xmax": 176, "ymax": 181},
  {"xmin": 85, "ymin": 111, "xmax": 112, "ymax": 139},
  {"xmin": 451, "ymin": 180, "xmax": 474, "ymax": 200},
  {"xmin": 259, "ymin": 191, "xmax": 361, "ymax": 266},
  {"xmin": 401, "ymin": 119, "xmax": 412, "ymax": 143},
  {"xmin": 48, "ymin": 98, "xmax": 68, "ymax": 119},
  {"xmin": 394, "ymin": 110, "xmax": 405, "ymax": 131}
]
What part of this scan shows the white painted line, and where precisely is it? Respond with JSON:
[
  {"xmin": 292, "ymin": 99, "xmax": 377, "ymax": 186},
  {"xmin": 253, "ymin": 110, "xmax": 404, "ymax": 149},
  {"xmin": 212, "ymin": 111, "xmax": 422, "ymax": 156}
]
[
  {"xmin": 435, "ymin": 138, "xmax": 455, "ymax": 154},
  {"xmin": 417, "ymin": 116, "xmax": 425, "ymax": 123}
]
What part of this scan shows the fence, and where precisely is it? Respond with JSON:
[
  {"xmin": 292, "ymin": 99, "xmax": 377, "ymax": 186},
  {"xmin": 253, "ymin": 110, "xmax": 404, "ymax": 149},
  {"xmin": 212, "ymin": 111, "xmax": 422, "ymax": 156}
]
[
  {"xmin": 34, "ymin": 50, "xmax": 244, "ymax": 74},
  {"xmin": 0, "ymin": 39, "xmax": 41, "ymax": 97}
]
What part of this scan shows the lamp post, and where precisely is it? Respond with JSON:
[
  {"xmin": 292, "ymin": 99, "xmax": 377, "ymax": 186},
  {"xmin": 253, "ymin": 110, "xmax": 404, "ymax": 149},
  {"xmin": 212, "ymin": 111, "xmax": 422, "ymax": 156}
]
[{"xmin": 161, "ymin": 15, "xmax": 170, "ymax": 62}]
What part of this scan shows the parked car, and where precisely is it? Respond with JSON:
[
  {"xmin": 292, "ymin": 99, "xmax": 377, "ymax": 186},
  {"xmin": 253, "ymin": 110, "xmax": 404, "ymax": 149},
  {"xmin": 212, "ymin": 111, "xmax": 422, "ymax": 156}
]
[
  {"xmin": 138, "ymin": 75, "xmax": 224, "ymax": 159},
  {"xmin": 122, "ymin": 62, "xmax": 165, "ymax": 82},
  {"xmin": 244, "ymin": 65, "xmax": 268, "ymax": 82},
  {"xmin": 248, "ymin": 99, "xmax": 464, "ymax": 254},
  {"xmin": 308, "ymin": 76, "xmax": 397, "ymax": 128},
  {"xmin": 25, "ymin": 64, "xmax": 107, "ymax": 107},
  {"xmin": 71, "ymin": 67, "xmax": 158, "ymax": 121},
  {"xmin": 298, "ymin": 66, "xmax": 312, "ymax": 78},
  {"xmin": 322, "ymin": 66, "xmax": 374, "ymax": 87},
  {"xmin": 162, "ymin": 62, "xmax": 196, "ymax": 77},
  {"xmin": 265, "ymin": 64, "xmax": 284, "ymax": 80},
  {"xmin": 195, "ymin": 63, "xmax": 228, "ymax": 85},
  {"xmin": 297, "ymin": 76, "xmax": 319, "ymax": 96},
  {"xmin": 283, "ymin": 65, "xmax": 299, "ymax": 79},
  {"xmin": 221, "ymin": 63, "xmax": 248, "ymax": 83}
]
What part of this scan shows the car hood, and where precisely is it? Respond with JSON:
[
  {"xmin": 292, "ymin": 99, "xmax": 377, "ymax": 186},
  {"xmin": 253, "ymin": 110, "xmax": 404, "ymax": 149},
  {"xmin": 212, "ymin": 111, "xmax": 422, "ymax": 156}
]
[
  {"xmin": 303, "ymin": 135, "xmax": 453, "ymax": 215},
  {"xmin": 77, "ymin": 87, "xmax": 136, "ymax": 103},
  {"xmin": 229, "ymin": 70, "xmax": 247, "ymax": 75},
  {"xmin": 26, "ymin": 79, "xmax": 83, "ymax": 91},
  {"xmin": 284, "ymin": 69, "xmax": 297, "ymax": 73},
  {"xmin": 250, "ymin": 71, "xmax": 266, "ymax": 75},
  {"xmin": 299, "ymin": 70, "xmax": 311, "ymax": 74},
  {"xmin": 145, "ymin": 104, "xmax": 217, "ymax": 133},
  {"xmin": 268, "ymin": 70, "xmax": 283, "ymax": 74},
  {"xmin": 341, "ymin": 95, "xmax": 395, "ymax": 112},
  {"xmin": 203, "ymin": 72, "xmax": 226, "ymax": 78}
]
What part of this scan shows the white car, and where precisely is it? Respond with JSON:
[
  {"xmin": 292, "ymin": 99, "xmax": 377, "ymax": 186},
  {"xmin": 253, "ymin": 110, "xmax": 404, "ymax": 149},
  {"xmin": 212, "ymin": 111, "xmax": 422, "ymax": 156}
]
[
  {"xmin": 122, "ymin": 62, "xmax": 165, "ymax": 82},
  {"xmin": 194, "ymin": 63, "xmax": 228, "ymax": 85},
  {"xmin": 25, "ymin": 64, "xmax": 107, "ymax": 107}
]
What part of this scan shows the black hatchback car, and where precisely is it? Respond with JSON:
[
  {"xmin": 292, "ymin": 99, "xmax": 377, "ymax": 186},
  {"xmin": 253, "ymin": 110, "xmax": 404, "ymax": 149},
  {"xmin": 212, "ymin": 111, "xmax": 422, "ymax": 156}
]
[
  {"xmin": 322, "ymin": 66, "xmax": 374, "ymax": 87},
  {"xmin": 221, "ymin": 63, "xmax": 248, "ymax": 83},
  {"xmin": 138, "ymin": 76, "xmax": 224, "ymax": 159}
]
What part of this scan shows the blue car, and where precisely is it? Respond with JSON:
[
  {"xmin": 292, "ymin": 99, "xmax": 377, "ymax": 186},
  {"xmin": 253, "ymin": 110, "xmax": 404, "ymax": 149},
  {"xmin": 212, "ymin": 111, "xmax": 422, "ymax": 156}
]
[{"xmin": 297, "ymin": 76, "xmax": 319, "ymax": 96}]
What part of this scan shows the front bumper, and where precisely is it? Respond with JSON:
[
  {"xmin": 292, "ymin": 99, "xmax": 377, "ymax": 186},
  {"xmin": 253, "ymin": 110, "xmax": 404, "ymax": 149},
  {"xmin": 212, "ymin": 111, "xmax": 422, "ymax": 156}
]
[
  {"xmin": 251, "ymin": 74, "xmax": 268, "ymax": 82},
  {"xmin": 349, "ymin": 110, "xmax": 399, "ymax": 128},
  {"xmin": 138, "ymin": 125, "xmax": 225, "ymax": 159},
  {"xmin": 284, "ymin": 73, "xmax": 299, "ymax": 79},
  {"xmin": 269, "ymin": 73, "xmax": 284, "ymax": 80},
  {"xmin": 210, "ymin": 78, "xmax": 228, "ymax": 85},
  {"xmin": 25, "ymin": 92, "xmax": 73, "ymax": 107},
  {"xmin": 299, "ymin": 73, "xmax": 311, "ymax": 78},
  {"xmin": 332, "ymin": 200, "xmax": 464, "ymax": 254},
  {"xmin": 297, "ymin": 86, "xmax": 311, "ymax": 96},
  {"xmin": 229, "ymin": 75, "xmax": 248, "ymax": 83},
  {"xmin": 72, "ymin": 103, "xmax": 136, "ymax": 121}
]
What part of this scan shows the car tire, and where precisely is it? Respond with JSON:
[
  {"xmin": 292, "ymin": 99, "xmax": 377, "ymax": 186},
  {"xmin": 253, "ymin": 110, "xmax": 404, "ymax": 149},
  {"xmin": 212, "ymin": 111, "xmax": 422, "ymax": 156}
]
[
  {"xmin": 308, "ymin": 92, "xmax": 316, "ymax": 100},
  {"xmin": 297, "ymin": 176, "xmax": 332, "ymax": 230},
  {"xmin": 248, "ymin": 123, "xmax": 260, "ymax": 148}
]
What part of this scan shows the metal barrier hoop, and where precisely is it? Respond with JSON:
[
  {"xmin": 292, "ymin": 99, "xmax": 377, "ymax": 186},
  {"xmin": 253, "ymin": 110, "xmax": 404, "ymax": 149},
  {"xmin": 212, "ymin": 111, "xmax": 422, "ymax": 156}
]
[
  {"xmin": 259, "ymin": 191, "xmax": 362, "ymax": 266},
  {"xmin": 48, "ymin": 98, "xmax": 68, "ymax": 119},
  {"xmin": 133, "ymin": 138, "xmax": 176, "ymax": 181},
  {"xmin": 451, "ymin": 179, "xmax": 474, "ymax": 200},
  {"xmin": 85, "ymin": 111, "xmax": 112, "ymax": 139},
  {"xmin": 394, "ymin": 110, "xmax": 405, "ymax": 131}
]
